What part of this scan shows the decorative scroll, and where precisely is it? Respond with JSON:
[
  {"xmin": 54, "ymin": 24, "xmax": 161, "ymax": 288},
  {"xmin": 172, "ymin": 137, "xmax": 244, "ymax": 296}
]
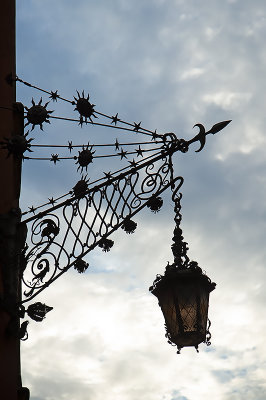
[{"xmin": 21, "ymin": 151, "xmax": 183, "ymax": 303}]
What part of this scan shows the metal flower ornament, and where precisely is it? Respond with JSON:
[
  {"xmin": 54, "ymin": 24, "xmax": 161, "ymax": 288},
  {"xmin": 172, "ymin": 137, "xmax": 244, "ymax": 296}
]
[
  {"xmin": 74, "ymin": 90, "xmax": 97, "ymax": 124},
  {"xmin": 24, "ymin": 97, "xmax": 53, "ymax": 130},
  {"xmin": 0, "ymin": 75, "xmax": 231, "ymax": 351},
  {"xmin": 0, "ymin": 130, "xmax": 33, "ymax": 159},
  {"xmin": 75, "ymin": 144, "xmax": 95, "ymax": 172}
]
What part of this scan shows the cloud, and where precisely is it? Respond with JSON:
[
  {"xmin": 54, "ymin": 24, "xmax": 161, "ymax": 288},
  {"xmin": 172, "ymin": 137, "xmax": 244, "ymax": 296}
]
[{"xmin": 15, "ymin": 0, "xmax": 266, "ymax": 399}]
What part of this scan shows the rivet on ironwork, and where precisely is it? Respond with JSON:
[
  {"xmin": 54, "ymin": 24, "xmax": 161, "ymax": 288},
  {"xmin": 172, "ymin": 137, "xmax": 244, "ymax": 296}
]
[{"xmin": 178, "ymin": 139, "xmax": 189, "ymax": 153}]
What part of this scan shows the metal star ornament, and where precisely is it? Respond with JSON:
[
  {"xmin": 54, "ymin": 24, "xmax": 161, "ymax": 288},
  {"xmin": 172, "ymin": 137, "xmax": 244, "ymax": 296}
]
[
  {"xmin": 50, "ymin": 154, "xmax": 60, "ymax": 164},
  {"xmin": 111, "ymin": 113, "xmax": 120, "ymax": 125},
  {"xmin": 75, "ymin": 145, "xmax": 95, "ymax": 172},
  {"xmin": 74, "ymin": 91, "xmax": 97, "ymax": 123},
  {"xmin": 25, "ymin": 98, "xmax": 53, "ymax": 131},
  {"xmin": 136, "ymin": 145, "xmax": 144, "ymax": 157},
  {"xmin": 118, "ymin": 148, "xmax": 128, "ymax": 159},
  {"xmin": 49, "ymin": 90, "xmax": 59, "ymax": 102},
  {"xmin": 133, "ymin": 122, "xmax": 141, "ymax": 132}
]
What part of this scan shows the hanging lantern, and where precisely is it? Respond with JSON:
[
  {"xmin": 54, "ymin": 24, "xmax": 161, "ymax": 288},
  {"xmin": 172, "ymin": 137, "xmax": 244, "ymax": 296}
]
[
  {"xmin": 150, "ymin": 261, "xmax": 215, "ymax": 353},
  {"xmin": 150, "ymin": 189, "xmax": 216, "ymax": 353}
]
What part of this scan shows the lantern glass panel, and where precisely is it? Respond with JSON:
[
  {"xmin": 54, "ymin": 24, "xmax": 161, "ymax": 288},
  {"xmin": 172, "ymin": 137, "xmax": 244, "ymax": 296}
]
[{"xmin": 158, "ymin": 279, "xmax": 210, "ymax": 347}]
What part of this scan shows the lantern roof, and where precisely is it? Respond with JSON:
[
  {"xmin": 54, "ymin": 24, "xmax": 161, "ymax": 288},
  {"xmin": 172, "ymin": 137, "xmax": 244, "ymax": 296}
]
[{"xmin": 150, "ymin": 261, "xmax": 216, "ymax": 297}]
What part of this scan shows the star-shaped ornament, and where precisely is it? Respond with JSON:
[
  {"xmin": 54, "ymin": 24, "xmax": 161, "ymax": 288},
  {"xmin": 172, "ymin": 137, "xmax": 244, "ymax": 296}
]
[
  {"xmin": 78, "ymin": 116, "xmax": 84, "ymax": 127},
  {"xmin": 115, "ymin": 139, "xmax": 120, "ymax": 150},
  {"xmin": 152, "ymin": 130, "xmax": 159, "ymax": 141},
  {"xmin": 68, "ymin": 141, "xmax": 73, "ymax": 153},
  {"xmin": 133, "ymin": 122, "xmax": 141, "ymax": 132},
  {"xmin": 49, "ymin": 90, "xmax": 59, "ymax": 102},
  {"xmin": 48, "ymin": 197, "xmax": 56, "ymax": 206},
  {"xmin": 111, "ymin": 113, "xmax": 120, "ymax": 125},
  {"xmin": 118, "ymin": 149, "xmax": 128, "ymax": 159},
  {"xmin": 129, "ymin": 159, "xmax": 137, "ymax": 168},
  {"xmin": 50, "ymin": 154, "xmax": 60, "ymax": 164},
  {"xmin": 136, "ymin": 145, "xmax": 144, "ymax": 157},
  {"xmin": 29, "ymin": 206, "xmax": 36, "ymax": 214},
  {"xmin": 104, "ymin": 171, "xmax": 113, "ymax": 180}
]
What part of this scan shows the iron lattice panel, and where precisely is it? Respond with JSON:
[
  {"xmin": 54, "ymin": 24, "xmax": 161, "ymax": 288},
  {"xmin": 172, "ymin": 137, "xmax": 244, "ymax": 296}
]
[{"xmin": 22, "ymin": 154, "xmax": 183, "ymax": 302}]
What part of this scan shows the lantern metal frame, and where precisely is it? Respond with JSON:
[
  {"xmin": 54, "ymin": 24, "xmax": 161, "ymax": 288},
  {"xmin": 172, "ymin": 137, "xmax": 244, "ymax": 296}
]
[{"xmin": 149, "ymin": 188, "xmax": 216, "ymax": 353}]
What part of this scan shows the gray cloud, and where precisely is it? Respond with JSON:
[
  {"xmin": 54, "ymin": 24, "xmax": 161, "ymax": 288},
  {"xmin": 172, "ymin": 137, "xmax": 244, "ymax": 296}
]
[{"xmin": 15, "ymin": 0, "xmax": 266, "ymax": 399}]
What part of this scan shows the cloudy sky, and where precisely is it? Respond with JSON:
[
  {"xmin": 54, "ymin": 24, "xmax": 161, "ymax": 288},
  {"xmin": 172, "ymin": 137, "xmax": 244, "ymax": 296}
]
[{"xmin": 15, "ymin": 1, "xmax": 266, "ymax": 399}]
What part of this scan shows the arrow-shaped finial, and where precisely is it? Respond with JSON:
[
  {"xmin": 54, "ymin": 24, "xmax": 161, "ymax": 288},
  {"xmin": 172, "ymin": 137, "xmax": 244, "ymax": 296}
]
[{"xmin": 187, "ymin": 120, "xmax": 231, "ymax": 152}]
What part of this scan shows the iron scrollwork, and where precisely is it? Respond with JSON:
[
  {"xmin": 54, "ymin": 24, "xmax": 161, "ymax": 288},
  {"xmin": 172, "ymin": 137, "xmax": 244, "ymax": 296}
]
[
  {"xmin": 1, "ymin": 76, "xmax": 232, "ymax": 344},
  {"xmin": 21, "ymin": 150, "xmax": 181, "ymax": 303},
  {"xmin": 20, "ymin": 119, "xmax": 231, "ymax": 333}
]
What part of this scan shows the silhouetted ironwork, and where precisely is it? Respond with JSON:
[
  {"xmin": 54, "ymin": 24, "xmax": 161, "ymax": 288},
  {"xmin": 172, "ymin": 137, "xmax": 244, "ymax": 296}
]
[
  {"xmin": 21, "ymin": 147, "xmax": 183, "ymax": 304},
  {"xmin": 19, "ymin": 302, "xmax": 53, "ymax": 322},
  {"xmin": 0, "ymin": 131, "xmax": 33, "ymax": 158},
  {"xmin": 149, "ymin": 186, "xmax": 216, "ymax": 353},
  {"xmin": 8, "ymin": 76, "xmax": 231, "ymax": 346},
  {"xmin": 24, "ymin": 98, "xmax": 53, "ymax": 131}
]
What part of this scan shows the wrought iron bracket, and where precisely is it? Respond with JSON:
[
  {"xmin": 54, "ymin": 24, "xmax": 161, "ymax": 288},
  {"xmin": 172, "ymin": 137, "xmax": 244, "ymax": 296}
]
[{"xmin": 19, "ymin": 119, "xmax": 231, "ymax": 305}]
